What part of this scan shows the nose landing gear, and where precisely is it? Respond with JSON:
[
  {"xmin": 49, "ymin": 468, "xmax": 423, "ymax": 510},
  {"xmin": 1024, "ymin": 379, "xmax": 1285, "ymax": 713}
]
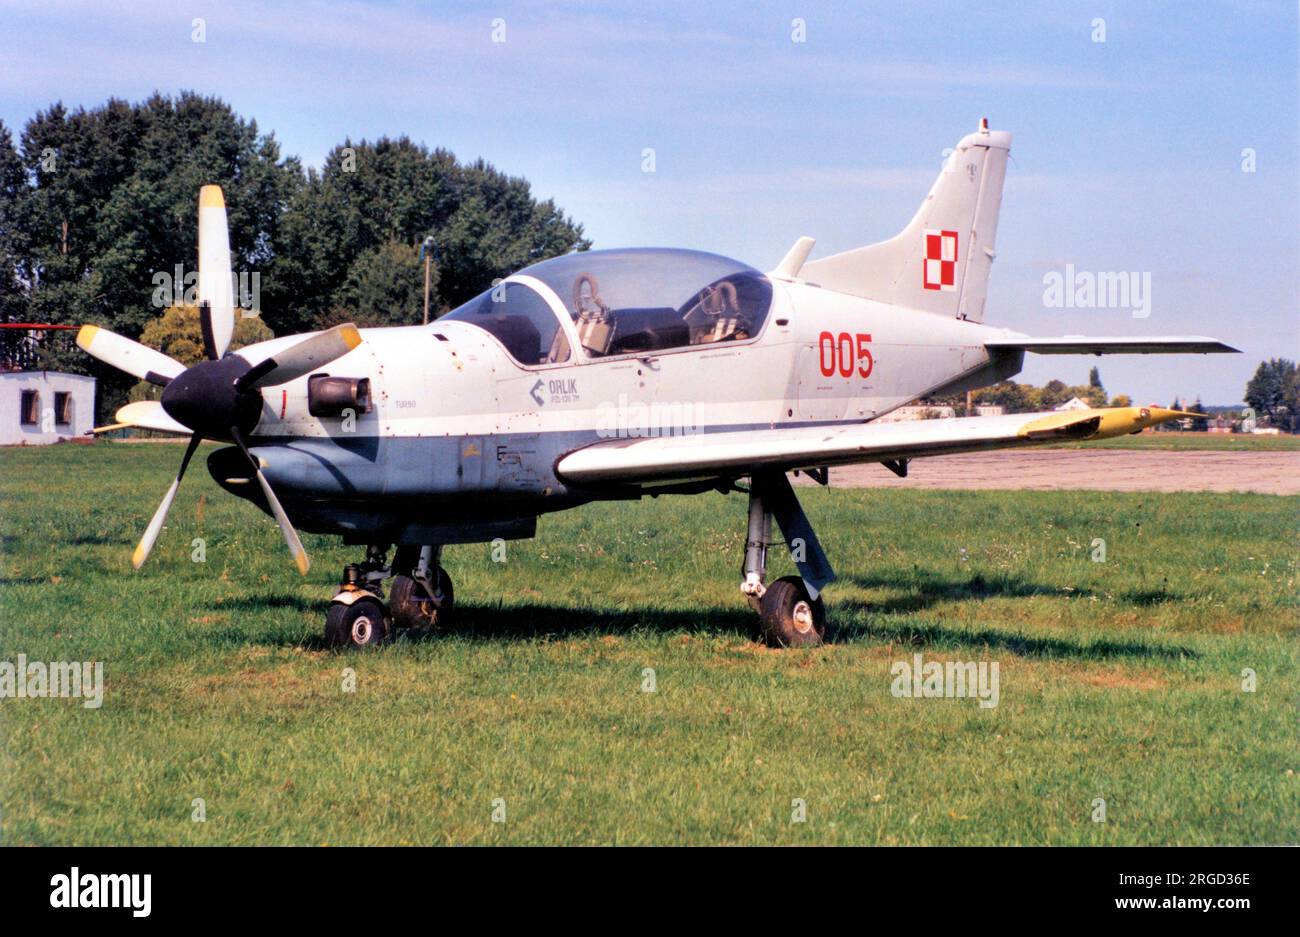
[{"xmin": 324, "ymin": 543, "xmax": 454, "ymax": 648}]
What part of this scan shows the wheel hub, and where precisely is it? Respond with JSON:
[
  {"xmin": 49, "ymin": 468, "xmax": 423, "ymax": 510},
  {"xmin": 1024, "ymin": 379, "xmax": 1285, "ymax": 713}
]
[
  {"xmin": 351, "ymin": 615, "xmax": 373, "ymax": 644},
  {"xmin": 791, "ymin": 600, "xmax": 814, "ymax": 634}
]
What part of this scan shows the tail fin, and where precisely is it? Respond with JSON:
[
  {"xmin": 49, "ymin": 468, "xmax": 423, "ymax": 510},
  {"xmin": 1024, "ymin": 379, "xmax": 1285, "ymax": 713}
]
[{"xmin": 801, "ymin": 120, "xmax": 1011, "ymax": 322}]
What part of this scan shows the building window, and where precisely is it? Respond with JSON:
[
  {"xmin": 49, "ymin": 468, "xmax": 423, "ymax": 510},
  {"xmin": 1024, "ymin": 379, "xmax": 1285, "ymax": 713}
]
[
  {"xmin": 54, "ymin": 391, "xmax": 72, "ymax": 425},
  {"xmin": 20, "ymin": 390, "xmax": 40, "ymax": 425}
]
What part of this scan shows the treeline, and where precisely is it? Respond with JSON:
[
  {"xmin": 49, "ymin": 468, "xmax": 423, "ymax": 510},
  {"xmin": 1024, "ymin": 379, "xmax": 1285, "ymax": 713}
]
[
  {"xmin": 0, "ymin": 92, "xmax": 590, "ymax": 415},
  {"xmin": 925, "ymin": 367, "xmax": 1120, "ymax": 413}
]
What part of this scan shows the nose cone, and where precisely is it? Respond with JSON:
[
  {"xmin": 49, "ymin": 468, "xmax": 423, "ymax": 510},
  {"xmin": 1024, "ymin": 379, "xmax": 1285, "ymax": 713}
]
[{"xmin": 161, "ymin": 355, "xmax": 261, "ymax": 438}]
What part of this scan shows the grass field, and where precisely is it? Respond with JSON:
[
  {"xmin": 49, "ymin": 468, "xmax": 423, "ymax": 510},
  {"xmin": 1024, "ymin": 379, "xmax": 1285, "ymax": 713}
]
[
  {"xmin": 1047, "ymin": 431, "xmax": 1300, "ymax": 451},
  {"xmin": 1, "ymin": 441, "xmax": 1296, "ymax": 845}
]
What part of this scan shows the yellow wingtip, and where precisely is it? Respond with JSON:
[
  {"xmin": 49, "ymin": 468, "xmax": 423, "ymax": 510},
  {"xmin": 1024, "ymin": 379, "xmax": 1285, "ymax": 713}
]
[
  {"xmin": 199, "ymin": 185, "xmax": 225, "ymax": 209},
  {"xmin": 76, "ymin": 324, "xmax": 100, "ymax": 351},
  {"xmin": 1021, "ymin": 406, "xmax": 1203, "ymax": 442},
  {"xmin": 295, "ymin": 551, "xmax": 311, "ymax": 577}
]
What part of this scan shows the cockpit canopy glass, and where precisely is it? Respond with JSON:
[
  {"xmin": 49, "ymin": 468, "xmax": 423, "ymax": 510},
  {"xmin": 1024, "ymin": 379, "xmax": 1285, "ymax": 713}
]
[
  {"xmin": 440, "ymin": 281, "xmax": 571, "ymax": 366},
  {"xmin": 517, "ymin": 248, "xmax": 773, "ymax": 358}
]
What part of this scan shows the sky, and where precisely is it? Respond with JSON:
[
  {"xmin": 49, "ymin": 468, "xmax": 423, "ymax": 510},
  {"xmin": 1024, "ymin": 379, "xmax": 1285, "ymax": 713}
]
[{"xmin": 1, "ymin": 0, "xmax": 1296, "ymax": 404}]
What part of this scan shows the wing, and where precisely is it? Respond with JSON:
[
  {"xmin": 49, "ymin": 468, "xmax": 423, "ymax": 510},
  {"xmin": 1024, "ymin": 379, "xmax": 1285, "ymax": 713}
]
[
  {"xmin": 986, "ymin": 336, "xmax": 1239, "ymax": 355},
  {"xmin": 556, "ymin": 406, "xmax": 1195, "ymax": 485}
]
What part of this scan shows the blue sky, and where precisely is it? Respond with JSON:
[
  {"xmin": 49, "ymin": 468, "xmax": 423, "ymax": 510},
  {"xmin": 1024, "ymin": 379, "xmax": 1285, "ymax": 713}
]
[{"xmin": 1, "ymin": 0, "xmax": 1295, "ymax": 404}]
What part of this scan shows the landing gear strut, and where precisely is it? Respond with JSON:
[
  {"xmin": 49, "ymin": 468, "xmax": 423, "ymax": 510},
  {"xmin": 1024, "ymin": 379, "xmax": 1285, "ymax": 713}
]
[
  {"xmin": 324, "ymin": 543, "xmax": 454, "ymax": 648},
  {"xmin": 740, "ymin": 471, "xmax": 835, "ymax": 647}
]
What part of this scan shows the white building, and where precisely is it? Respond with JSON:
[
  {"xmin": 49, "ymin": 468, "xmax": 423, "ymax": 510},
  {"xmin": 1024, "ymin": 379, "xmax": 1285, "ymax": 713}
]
[
  {"xmin": 878, "ymin": 404, "xmax": 957, "ymax": 422},
  {"xmin": 0, "ymin": 371, "xmax": 96, "ymax": 445},
  {"xmin": 1054, "ymin": 396, "xmax": 1092, "ymax": 411}
]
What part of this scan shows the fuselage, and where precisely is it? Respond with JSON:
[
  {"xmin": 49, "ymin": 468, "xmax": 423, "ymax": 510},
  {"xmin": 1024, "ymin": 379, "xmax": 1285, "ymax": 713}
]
[{"xmin": 216, "ymin": 252, "xmax": 1025, "ymax": 544}]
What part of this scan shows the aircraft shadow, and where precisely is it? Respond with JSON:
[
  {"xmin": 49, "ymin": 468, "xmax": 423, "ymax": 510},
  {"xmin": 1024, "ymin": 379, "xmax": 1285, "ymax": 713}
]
[
  {"xmin": 832, "ymin": 609, "xmax": 1195, "ymax": 661},
  {"xmin": 213, "ymin": 580, "xmax": 1194, "ymax": 661},
  {"xmin": 390, "ymin": 602, "xmax": 760, "ymax": 647}
]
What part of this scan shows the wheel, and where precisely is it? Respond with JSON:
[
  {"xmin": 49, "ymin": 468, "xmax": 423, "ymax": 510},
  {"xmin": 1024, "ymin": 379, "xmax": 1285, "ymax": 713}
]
[
  {"xmin": 758, "ymin": 576, "xmax": 826, "ymax": 648},
  {"xmin": 388, "ymin": 567, "xmax": 454, "ymax": 631},
  {"xmin": 325, "ymin": 596, "xmax": 390, "ymax": 648}
]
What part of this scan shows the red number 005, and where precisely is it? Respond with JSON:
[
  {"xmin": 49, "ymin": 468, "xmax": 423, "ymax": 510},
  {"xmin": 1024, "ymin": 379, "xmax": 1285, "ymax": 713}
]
[{"xmin": 818, "ymin": 331, "xmax": 873, "ymax": 379}]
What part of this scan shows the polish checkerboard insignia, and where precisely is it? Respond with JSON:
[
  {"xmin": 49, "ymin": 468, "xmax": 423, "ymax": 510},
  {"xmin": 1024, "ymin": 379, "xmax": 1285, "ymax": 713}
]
[{"xmin": 923, "ymin": 229, "xmax": 958, "ymax": 291}]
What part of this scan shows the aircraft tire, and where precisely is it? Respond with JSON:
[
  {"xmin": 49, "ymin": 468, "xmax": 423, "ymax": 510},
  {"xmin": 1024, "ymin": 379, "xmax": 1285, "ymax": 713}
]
[
  {"xmin": 325, "ymin": 596, "xmax": 390, "ymax": 648},
  {"xmin": 758, "ymin": 576, "xmax": 826, "ymax": 648},
  {"xmin": 388, "ymin": 568, "xmax": 454, "ymax": 631}
]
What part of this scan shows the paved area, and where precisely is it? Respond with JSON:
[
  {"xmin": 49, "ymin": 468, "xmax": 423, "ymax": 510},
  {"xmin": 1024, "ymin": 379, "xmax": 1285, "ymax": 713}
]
[{"xmin": 796, "ymin": 450, "xmax": 1300, "ymax": 495}]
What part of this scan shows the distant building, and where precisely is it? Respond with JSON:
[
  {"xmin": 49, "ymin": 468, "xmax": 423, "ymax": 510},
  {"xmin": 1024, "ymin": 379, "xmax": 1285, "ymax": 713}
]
[
  {"xmin": 0, "ymin": 371, "xmax": 95, "ymax": 445},
  {"xmin": 878, "ymin": 404, "xmax": 957, "ymax": 422},
  {"xmin": 1054, "ymin": 396, "xmax": 1092, "ymax": 411},
  {"xmin": 974, "ymin": 404, "xmax": 1004, "ymax": 417}
]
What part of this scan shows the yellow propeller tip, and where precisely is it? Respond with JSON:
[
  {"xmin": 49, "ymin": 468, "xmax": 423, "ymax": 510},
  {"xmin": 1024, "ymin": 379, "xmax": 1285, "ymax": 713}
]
[
  {"xmin": 199, "ymin": 185, "xmax": 225, "ymax": 209},
  {"xmin": 295, "ymin": 552, "xmax": 311, "ymax": 577},
  {"xmin": 131, "ymin": 545, "xmax": 147, "ymax": 569},
  {"xmin": 340, "ymin": 325, "xmax": 362, "ymax": 351},
  {"xmin": 76, "ymin": 324, "xmax": 100, "ymax": 350}
]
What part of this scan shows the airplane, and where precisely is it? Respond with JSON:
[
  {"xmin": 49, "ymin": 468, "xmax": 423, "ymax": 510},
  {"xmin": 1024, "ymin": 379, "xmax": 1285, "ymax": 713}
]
[{"xmin": 76, "ymin": 120, "xmax": 1237, "ymax": 649}]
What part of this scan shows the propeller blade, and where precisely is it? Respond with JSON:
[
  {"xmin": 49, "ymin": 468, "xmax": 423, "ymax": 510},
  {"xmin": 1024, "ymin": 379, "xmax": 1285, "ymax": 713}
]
[
  {"xmin": 76, "ymin": 325, "xmax": 185, "ymax": 385},
  {"xmin": 236, "ymin": 323, "xmax": 363, "ymax": 391},
  {"xmin": 198, "ymin": 185, "xmax": 235, "ymax": 360},
  {"xmin": 132, "ymin": 435, "xmax": 203, "ymax": 569},
  {"xmin": 230, "ymin": 427, "xmax": 310, "ymax": 576},
  {"xmin": 115, "ymin": 400, "xmax": 191, "ymax": 435}
]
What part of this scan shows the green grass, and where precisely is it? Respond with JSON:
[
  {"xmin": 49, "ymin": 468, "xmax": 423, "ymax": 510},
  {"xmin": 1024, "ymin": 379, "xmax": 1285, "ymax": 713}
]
[
  {"xmin": 1046, "ymin": 431, "xmax": 1300, "ymax": 451},
  {"xmin": 1, "ymin": 441, "xmax": 1296, "ymax": 845}
]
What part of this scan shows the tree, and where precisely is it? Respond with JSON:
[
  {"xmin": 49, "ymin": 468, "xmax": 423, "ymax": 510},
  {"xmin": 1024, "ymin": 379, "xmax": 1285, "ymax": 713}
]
[
  {"xmin": 1191, "ymin": 397, "xmax": 1208, "ymax": 431},
  {"xmin": 139, "ymin": 303, "xmax": 274, "ymax": 366},
  {"xmin": 1244, "ymin": 358, "xmax": 1297, "ymax": 425},
  {"xmin": 266, "ymin": 137, "xmax": 589, "ymax": 335},
  {"xmin": 1110, "ymin": 394, "xmax": 1132, "ymax": 408},
  {"xmin": 10, "ymin": 94, "xmax": 301, "ymax": 418},
  {"xmin": 127, "ymin": 304, "xmax": 274, "ymax": 408},
  {"xmin": 319, "ymin": 240, "xmax": 425, "ymax": 329},
  {"xmin": 975, "ymin": 380, "xmax": 1037, "ymax": 413},
  {"xmin": 3, "ymin": 95, "xmax": 591, "ymax": 420},
  {"xmin": 1088, "ymin": 366, "xmax": 1103, "ymax": 391}
]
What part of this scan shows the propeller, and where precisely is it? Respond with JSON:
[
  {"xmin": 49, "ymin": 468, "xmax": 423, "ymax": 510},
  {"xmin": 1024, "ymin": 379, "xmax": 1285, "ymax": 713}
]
[
  {"xmin": 235, "ymin": 323, "xmax": 362, "ymax": 391},
  {"xmin": 231, "ymin": 427, "xmax": 311, "ymax": 576},
  {"xmin": 76, "ymin": 325, "xmax": 185, "ymax": 386},
  {"xmin": 75, "ymin": 184, "xmax": 364, "ymax": 575},
  {"xmin": 197, "ymin": 185, "xmax": 235, "ymax": 360},
  {"xmin": 132, "ymin": 434, "xmax": 203, "ymax": 569}
]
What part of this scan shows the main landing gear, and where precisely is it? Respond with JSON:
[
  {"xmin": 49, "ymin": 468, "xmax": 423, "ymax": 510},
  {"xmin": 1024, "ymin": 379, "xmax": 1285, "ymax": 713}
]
[
  {"xmin": 325, "ymin": 543, "xmax": 454, "ymax": 649},
  {"xmin": 739, "ymin": 470, "xmax": 837, "ymax": 648}
]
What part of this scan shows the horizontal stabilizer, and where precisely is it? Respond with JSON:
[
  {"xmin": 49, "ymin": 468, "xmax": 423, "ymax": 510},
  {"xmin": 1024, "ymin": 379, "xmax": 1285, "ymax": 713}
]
[{"xmin": 986, "ymin": 336, "xmax": 1239, "ymax": 355}]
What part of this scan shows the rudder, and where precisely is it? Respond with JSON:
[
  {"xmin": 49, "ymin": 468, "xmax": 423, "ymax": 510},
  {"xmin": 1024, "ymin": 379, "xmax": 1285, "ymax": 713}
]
[{"xmin": 801, "ymin": 120, "xmax": 1012, "ymax": 323}]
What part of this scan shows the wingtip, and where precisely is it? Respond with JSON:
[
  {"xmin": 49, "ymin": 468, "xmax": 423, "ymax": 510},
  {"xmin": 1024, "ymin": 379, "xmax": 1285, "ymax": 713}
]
[{"xmin": 199, "ymin": 185, "xmax": 225, "ymax": 209}]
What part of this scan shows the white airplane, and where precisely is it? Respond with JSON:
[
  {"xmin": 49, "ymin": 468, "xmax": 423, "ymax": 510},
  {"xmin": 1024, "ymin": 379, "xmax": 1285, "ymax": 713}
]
[{"xmin": 78, "ymin": 121, "xmax": 1237, "ymax": 648}]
